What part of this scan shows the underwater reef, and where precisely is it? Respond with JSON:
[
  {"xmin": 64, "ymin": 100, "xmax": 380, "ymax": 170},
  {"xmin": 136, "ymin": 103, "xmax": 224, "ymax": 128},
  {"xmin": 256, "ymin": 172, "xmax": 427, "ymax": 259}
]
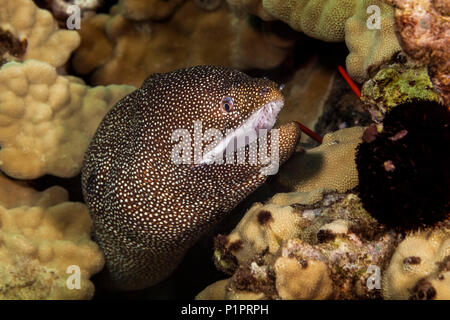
[{"xmin": 0, "ymin": 0, "xmax": 448, "ymax": 300}]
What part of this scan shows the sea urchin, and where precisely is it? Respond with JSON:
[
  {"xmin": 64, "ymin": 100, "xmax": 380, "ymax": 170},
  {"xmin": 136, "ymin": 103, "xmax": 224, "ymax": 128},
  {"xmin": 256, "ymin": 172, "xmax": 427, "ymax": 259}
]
[{"xmin": 356, "ymin": 100, "xmax": 450, "ymax": 231}]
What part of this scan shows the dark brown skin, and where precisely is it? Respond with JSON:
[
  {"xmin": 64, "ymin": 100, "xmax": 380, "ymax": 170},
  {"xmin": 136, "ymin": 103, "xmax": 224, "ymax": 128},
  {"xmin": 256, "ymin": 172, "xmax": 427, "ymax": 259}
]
[{"xmin": 82, "ymin": 66, "xmax": 301, "ymax": 290}]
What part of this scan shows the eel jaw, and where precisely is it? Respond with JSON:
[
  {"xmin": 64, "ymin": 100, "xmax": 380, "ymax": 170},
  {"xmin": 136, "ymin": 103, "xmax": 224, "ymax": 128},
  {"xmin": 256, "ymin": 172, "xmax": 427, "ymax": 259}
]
[{"xmin": 199, "ymin": 99, "xmax": 284, "ymax": 165}]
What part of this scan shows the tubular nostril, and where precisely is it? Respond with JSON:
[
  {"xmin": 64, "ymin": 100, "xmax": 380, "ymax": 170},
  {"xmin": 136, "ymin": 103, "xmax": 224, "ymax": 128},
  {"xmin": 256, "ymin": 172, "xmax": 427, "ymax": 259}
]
[
  {"xmin": 279, "ymin": 84, "xmax": 285, "ymax": 91},
  {"xmin": 261, "ymin": 87, "xmax": 268, "ymax": 95}
]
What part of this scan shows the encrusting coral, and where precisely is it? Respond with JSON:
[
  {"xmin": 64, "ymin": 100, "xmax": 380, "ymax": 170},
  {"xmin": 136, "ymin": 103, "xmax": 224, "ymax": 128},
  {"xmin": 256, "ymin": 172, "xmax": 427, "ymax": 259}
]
[
  {"xmin": 200, "ymin": 190, "xmax": 397, "ymax": 300},
  {"xmin": 0, "ymin": 0, "xmax": 80, "ymax": 68},
  {"xmin": 0, "ymin": 173, "xmax": 104, "ymax": 299},
  {"xmin": 213, "ymin": 201, "xmax": 309, "ymax": 273},
  {"xmin": 275, "ymin": 127, "xmax": 365, "ymax": 193},
  {"xmin": 382, "ymin": 226, "xmax": 450, "ymax": 300},
  {"xmin": 361, "ymin": 60, "xmax": 443, "ymax": 122},
  {"xmin": 231, "ymin": 15, "xmax": 297, "ymax": 71},
  {"xmin": 0, "ymin": 60, "xmax": 136, "ymax": 179},
  {"xmin": 273, "ymin": 239, "xmax": 336, "ymax": 300}
]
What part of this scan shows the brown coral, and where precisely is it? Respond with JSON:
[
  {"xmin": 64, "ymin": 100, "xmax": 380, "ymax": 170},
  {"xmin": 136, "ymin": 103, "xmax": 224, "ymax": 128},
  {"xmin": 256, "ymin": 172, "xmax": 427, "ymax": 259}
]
[
  {"xmin": 73, "ymin": 2, "xmax": 235, "ymax": 86},
  {"xmin": 72, "ymin": 2, "xmax": 292, "ymax": 86},
  {"xmin": 276, "ymin": 58, "xmax": 336, "ymax": 137},
  {"xmin": 226, "ymin": 0, "xmax": 274, "ymax": 20},
  {"xmin": 119, "ymin": 0, "xmax": 185, "ymax": 21},
  {"xmin": 0, "ymin": 29, "xmax": 27, "ymax": 67}
]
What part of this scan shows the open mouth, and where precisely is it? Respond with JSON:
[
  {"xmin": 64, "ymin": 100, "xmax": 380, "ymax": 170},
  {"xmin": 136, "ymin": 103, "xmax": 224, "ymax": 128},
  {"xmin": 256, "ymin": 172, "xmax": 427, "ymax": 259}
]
[
  {"xmin": 252, "ymin": 99, "xmax": 284, "ymax": 131},
  {"xmin": 199, "ymin": 99, "xmax": 284, "ymax": 165}
]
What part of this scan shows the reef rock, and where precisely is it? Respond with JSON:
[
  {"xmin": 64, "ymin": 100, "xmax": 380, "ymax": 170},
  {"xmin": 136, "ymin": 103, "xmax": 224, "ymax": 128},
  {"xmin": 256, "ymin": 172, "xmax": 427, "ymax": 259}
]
[
  {"xmin": 391, "ymin": 0, "xmax": 450, "ymax": 105},
  {"xmin": 361, "ymin": 60, "xmax": 442, "ymax": 122},
  {"xmin": 202, "ymin": 190, "xmax": 397, "ymax": 300}
]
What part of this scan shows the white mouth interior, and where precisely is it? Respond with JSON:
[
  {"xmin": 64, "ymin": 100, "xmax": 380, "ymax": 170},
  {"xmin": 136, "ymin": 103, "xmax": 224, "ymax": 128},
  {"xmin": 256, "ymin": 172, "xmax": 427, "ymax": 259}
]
[{"xmin": 199, "ymin": 99, "xmax": 284, "ymax": 165}]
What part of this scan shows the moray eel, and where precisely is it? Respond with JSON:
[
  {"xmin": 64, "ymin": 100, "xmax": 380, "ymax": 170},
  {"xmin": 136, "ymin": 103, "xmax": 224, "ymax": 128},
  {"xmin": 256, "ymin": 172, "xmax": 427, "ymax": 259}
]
[{"xmin": 82, "ymin": 66, "xmax": 301, "ymax": 290}]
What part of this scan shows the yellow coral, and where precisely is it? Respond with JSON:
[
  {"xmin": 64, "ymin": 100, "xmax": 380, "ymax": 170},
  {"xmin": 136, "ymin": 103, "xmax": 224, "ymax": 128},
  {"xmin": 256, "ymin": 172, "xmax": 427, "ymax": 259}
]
[
  {"xmin": 0, "ymin": 0, "xmax": 80, "ymax": 67},
  {"xmin": 276, "ymin": 127, "xmax": 364, "ymax": 193},
  {"xmin": 0, "ymin": 174, "xmax": 104, "ymax": 299},
  {"xmin": 224, "ymin": 202, "xmax": 308, "ymax": 266},
  {"xmin": 262, "ymin": 0, "xmax": 355, "ymax": 42},
  {"xmin": 274, "ymin": 239, "xmax": 334, "ymax": 299},
  {"xmin": 345, "ymin": 0, "xmax": 402, "ymax": 82},
  {"xmin": 195, "ymin": 279, "xmax": 231, "ymax": 300},
  {"xmin": 383, "ymin": 228, "xmax": 450, "ymax": 300},
  {"xmin": 0, "ymin": 60, "xmax": 136, "ymax": 179}
]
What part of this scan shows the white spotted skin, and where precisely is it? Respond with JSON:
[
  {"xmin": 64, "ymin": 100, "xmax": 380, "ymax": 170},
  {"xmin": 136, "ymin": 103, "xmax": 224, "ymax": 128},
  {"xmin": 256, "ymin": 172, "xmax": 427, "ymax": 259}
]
[{"xmin": 81, "ymin": 66, "xmax": 301, "ymax": 290}]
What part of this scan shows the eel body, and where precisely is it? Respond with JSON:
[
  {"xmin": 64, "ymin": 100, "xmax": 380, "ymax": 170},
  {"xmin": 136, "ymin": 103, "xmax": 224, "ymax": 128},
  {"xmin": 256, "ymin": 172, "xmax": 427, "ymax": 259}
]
[{"xmin": 82, "ymin": 66, "xmax": 301, "ymax": 290}]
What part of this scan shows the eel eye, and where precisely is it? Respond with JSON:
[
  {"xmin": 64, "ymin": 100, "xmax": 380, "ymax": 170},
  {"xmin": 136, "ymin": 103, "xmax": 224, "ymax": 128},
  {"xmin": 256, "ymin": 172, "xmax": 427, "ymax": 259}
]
[{"xmin": 220, "ymin": 97, "xmax": 234, "ymax": 113}]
